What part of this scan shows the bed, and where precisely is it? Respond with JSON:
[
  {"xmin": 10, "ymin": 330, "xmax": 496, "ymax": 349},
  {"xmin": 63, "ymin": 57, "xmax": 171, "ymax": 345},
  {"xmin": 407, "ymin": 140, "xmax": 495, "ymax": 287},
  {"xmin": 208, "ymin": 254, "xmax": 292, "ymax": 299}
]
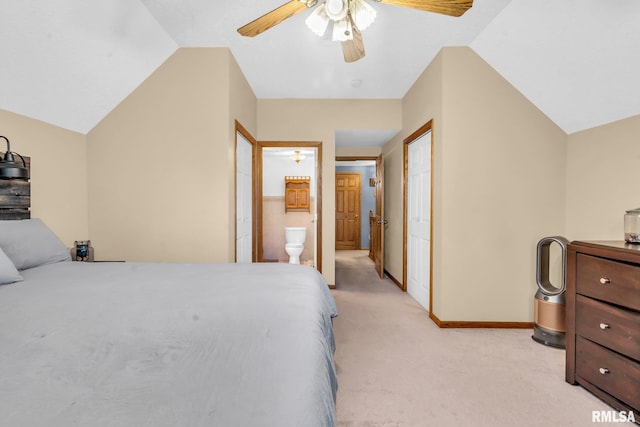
[{"xmin": 0, "ymin": 219, "xmax": 338, "ymax": 426}]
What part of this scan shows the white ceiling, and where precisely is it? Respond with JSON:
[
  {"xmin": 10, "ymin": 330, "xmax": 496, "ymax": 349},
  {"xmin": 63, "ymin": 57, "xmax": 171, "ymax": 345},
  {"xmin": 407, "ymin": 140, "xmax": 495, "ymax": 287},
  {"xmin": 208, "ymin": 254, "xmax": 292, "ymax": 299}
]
[
  {"xmin": 0, "ymin": 1, "xmax": 177, "ymax": 134},
  {"xmin": 1, "ymin": 0, "xmax": 639, "ymax": 139},
  {"xmin": 471, "ymin": 0, "xmax": 640, "ymax": 134}
]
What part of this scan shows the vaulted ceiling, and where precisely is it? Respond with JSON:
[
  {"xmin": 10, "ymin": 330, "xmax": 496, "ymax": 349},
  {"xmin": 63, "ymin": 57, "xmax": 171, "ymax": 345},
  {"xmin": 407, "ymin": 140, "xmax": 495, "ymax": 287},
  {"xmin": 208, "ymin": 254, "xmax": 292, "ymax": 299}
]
[{"xmin": 1, "ymin": 0, "xmax": 638, "ymax": 136}]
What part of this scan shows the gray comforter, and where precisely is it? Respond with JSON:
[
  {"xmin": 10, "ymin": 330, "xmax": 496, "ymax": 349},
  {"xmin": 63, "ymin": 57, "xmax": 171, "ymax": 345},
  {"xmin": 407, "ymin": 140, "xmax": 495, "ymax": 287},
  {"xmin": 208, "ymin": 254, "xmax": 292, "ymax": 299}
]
[{"xmin": 0, "ymin": 261, "xmax": 338, "ymax": 427}]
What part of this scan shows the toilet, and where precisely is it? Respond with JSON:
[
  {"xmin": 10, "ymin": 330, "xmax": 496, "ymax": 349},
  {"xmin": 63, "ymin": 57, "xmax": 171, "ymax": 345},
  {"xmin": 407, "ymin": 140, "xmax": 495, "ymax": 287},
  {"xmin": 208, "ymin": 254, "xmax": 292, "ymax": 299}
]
[{"xmin": 284, "ymin": 227, "xmax": 306, "ymax": 264}]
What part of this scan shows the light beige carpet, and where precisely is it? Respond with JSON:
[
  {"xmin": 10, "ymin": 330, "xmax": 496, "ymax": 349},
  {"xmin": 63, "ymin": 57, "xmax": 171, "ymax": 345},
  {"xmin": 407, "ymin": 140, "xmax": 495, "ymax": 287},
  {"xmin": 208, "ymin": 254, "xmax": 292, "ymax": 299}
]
[{"xmin": 331, "ymin": 250, "xmax": 617, "ymax": 427}]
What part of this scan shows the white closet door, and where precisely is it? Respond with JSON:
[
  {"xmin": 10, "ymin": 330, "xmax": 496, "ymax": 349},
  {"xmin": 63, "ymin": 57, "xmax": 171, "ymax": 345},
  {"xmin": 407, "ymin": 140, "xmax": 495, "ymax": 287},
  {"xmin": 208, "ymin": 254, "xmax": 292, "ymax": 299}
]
[
  {"xmin": 236, "ymin": 132, "xmax": 252, "ymax": 263},
  {"xmin": 407, "ymin": 130, "xmax": 431, "ymax": 310}
]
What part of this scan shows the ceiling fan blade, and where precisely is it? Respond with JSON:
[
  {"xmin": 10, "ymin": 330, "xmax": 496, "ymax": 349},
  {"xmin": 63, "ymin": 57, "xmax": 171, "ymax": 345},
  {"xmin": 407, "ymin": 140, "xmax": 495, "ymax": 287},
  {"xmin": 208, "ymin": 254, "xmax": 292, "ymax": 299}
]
[
  {"xmin": 378, "ymin": 0, "xmax": 473, "ymax": 17},
  {"xmin": 341, "ymin": 27, "xmax": 365, "ymax": 63},
  {"xmin": 237, "ymin": 0, "xmax": 310, "ymax": 37}
]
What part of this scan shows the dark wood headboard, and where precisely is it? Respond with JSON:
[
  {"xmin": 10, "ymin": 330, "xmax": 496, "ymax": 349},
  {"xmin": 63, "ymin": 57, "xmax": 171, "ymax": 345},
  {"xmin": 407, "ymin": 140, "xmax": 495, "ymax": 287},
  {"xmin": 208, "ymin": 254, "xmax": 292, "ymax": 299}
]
[{"xmin": 0, "ymin": 153, "xmax": 30, "ymax": 220}]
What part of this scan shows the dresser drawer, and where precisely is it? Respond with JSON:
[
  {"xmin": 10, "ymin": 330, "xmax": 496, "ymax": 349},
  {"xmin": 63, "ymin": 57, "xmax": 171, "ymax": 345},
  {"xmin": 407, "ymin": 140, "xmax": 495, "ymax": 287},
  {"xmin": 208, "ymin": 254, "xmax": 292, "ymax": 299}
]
[
  {"xmin": 576, "ymin": 336, "xmax": 640, "ymax": 410},
  {"xmin": 576, "ymin": 254, "xmax": 640, "ymax": 311},
  {"xmin": 576, "ymin": 295, "xmax": 640, "ymax": 360}
]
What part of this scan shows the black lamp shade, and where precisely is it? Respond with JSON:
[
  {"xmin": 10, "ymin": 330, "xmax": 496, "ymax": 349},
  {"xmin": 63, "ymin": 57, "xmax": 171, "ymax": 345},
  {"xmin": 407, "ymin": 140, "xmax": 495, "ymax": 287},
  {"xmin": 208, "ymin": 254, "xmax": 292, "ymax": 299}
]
[{"xmin": 0, "ymin": 136, "xmax": 29, "ymax": 180}]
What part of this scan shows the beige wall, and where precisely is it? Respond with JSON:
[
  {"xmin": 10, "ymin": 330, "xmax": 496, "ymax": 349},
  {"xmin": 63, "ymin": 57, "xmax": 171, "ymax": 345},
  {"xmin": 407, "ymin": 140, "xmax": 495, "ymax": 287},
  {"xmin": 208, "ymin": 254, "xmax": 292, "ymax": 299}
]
[
  {"xmin": 336, "ymin": 146, "xmax": 382, "ymax": 157},
  {"xmin": 7, "ymin": 43, "xmax": 638, "ymax": 322},
  {"xmin": 87, "ymin": 48, "xmax": 257, "ymax": 263},
  {"xmin": 257, "ymin": 99, "xmax": 402, "ymax": 285},
  {"xmin": 440, "ymin": 47, "xmax": 567, "ymax": 321},
  {"xmin": 566, "ymin": 115, "xmax": 640, "ymax": 240},
  {"xmin": 228, "ymin": 52, "xmax": 259, "ymax": 261},
  {"xmin": 384, "ymin": 47, "xmax": 567, "ymax": 322},
  {"xmin": 0, "ymin": 108, "xmax": 87, "ymax": 246},
  {"xmin": 383, "ymin": 49, "xmax": 444, "ymax": 286}
]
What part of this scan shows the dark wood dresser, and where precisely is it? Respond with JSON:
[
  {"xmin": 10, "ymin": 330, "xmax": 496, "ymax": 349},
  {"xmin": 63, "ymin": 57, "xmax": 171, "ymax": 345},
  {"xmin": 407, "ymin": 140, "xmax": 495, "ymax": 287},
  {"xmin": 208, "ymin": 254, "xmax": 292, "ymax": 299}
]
[{"xmin": 566, "ymin": 241, "xmax": 640, "ymax": 419}]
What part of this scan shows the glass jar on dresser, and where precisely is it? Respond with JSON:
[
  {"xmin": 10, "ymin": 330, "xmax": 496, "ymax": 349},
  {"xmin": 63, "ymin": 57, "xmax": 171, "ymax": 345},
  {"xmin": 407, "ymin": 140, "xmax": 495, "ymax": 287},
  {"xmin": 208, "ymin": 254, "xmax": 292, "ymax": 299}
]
[{"xmin": 565, "ymin": 241, "xmax": 640, "ymax": 419}]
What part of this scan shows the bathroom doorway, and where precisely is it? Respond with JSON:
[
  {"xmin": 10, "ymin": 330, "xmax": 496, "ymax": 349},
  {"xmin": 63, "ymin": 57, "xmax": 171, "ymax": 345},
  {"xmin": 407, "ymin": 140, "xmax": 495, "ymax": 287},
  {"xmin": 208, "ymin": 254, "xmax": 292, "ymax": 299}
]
[{"xmin": 257, "ymin": 141, "xmax": 322, "ymax": 272}]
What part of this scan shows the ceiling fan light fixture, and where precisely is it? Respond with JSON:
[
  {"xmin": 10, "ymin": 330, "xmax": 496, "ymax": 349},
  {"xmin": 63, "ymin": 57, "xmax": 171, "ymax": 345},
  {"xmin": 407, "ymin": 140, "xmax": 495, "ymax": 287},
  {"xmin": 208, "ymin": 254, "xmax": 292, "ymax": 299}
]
[
  {"xmin": 325, "ymin": 0, "xmax": 349, "ymax": 21},
  {"xmin": 351, "ymin": 0, "xmax": 376, "ymax": 31},
  {"xmin": 239, "ymin": 0, "xmax": 472, "ymax": 63},
  {"xmin": 332, "ymin": 17, "xmax": 353, "ymax": 41},
  {"xmin": 305, "ymin": 4, "xmax": 330, "ymax": 36},
  {"xmin": 306, "ymin": 0, "xmax": 374, "ymax": 42}
]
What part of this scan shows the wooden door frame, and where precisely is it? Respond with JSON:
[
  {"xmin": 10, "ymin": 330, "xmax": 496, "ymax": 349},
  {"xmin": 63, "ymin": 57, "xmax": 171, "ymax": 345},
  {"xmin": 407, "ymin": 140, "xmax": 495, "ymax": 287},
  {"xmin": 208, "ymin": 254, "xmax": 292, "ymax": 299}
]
[
  {"xmin": 234, "ymin": 120, "xmax": 257, "ymax": 262},
  {"xmin": 403, "ymin": 120, "xmax": 434, "ymax": 312},
  {"xmin": 335, "ymin": 171, "xmax": 362, "ymax": 250},
  {"xmin": 257, "ymin": 141, "xmax": 323, "ymax": 273}
]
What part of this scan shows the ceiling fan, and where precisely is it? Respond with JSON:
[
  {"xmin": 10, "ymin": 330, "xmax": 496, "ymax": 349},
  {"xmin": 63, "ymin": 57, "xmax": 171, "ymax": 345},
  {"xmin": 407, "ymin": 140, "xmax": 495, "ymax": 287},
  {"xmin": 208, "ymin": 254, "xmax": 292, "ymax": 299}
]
[{"xmin": 237, "ymin": 0, "xmax": 473, "ymax": 63}]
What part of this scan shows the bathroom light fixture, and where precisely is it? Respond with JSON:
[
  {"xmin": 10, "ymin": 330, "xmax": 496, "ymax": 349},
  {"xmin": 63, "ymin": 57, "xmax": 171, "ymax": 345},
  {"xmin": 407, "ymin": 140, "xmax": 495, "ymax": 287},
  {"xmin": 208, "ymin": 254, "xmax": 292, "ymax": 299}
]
[
  {"xmin": 290, "ymin": 150, "xmax": 306, "ymax": 163},
  {"xmin": 0, "ymin": 136, "xmax": 29, "ymax": 180}
]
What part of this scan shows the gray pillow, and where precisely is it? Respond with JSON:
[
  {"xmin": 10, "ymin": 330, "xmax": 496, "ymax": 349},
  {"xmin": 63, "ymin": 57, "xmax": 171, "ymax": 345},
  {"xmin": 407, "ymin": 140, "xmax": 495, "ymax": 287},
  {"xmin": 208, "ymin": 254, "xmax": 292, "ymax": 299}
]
[
  {"xmin": 0, "ymin": 218, "xmax": 71, "ymax": 270},
  {"xmin": 0, "ymin": 246, "xmax": 23, "ymax": 285}
]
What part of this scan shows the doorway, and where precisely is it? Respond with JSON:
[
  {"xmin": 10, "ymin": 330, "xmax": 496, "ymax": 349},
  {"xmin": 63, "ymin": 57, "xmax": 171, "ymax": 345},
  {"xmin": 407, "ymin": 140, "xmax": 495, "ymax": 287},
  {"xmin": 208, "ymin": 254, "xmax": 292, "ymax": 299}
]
[
  {"xmin": 257, "ymin": 141, "xmax": 322, "ymax": 272},
  {"xmin": 335, "ymin": 155, "xmax": 384, "ymax": 278},
  {"xmin": 403, "ymin": 121, "xmax": 433, "ymax": 312}
]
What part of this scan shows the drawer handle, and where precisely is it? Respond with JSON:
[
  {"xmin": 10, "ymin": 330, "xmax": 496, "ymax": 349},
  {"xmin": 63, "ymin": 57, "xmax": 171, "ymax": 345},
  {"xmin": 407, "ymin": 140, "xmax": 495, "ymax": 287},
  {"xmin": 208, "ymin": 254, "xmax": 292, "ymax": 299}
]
[
  {"xmin": 599, "ymin": 368, "xmax": 609, "ymax": 375},
  {"xmin": 599, "ymin": 323, "xmax": 610, "ymax": 330},
  {"xmin": 599, "ymin": 277, "xmax": 611, "ymax": 285}
]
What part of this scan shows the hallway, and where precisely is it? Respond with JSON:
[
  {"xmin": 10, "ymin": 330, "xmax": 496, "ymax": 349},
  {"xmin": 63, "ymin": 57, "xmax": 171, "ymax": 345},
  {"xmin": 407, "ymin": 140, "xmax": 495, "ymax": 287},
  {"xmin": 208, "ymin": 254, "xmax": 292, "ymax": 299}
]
[{"xmin": 330, "ymin": 250, "xmax": 611, "ymax": 426}]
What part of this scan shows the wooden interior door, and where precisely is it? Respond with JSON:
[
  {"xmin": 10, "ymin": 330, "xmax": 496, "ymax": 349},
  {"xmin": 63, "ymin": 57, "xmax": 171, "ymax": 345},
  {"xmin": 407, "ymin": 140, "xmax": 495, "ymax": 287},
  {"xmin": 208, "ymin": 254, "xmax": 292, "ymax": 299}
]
[
  {"xmin": 335, "ymin": 172, "xmax": 361, "ymax": 250},
  {"xmin": 374, "ymin": 154, "xmax": 385, "ymax": 278}
]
